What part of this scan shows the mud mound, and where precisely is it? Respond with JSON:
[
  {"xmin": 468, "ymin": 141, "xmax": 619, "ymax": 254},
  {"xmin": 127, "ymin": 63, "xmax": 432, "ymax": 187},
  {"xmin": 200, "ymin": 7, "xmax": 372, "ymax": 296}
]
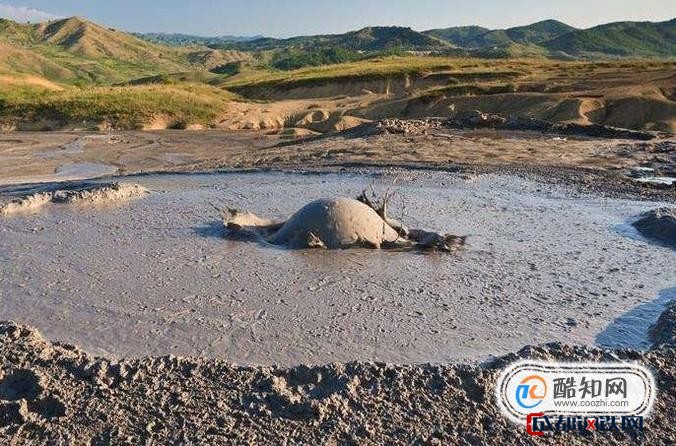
[
  {"xmin": 319, "ymin": 115, "xmax": 370, "ymax": 133},
  {"xmin": 0, "ymin": 183, "xmax": 148, "ymax": 216},
  {"xmin": 0, "ymin": 193, "xmax": 53, "ymax": 216},
  {"xmin": 225, "ymin": 198, "xmax": 400, "ymax": 249},
  {"xmin": 223, "ymin": 197, "xmax": 465, "ymax": 251},
  {"xmin": 603, "ymin": 93, "xmax": 676, "ymax": 133},
  {"xmin": 0, "ymin": 320, "xmax": 673, "ymax": 445},
  {"xmin": 633, "ymin": 208, "xmax": 676, "ymax": 248},
  {"xmin": 290, "ymin": 110, "xmax": 371, "ymax": 134},
  {"xmin": 272, "ymin": 198, "xmax": 399, "ymax": 249},
  {"xmin": 650, "ymin": 300, "xmax": 676, "ymax": 347}
]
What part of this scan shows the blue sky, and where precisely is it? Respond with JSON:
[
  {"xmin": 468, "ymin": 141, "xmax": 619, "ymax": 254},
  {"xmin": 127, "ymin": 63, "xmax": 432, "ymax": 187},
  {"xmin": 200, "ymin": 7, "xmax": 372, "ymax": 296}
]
[{"xmin": 0, "ymin": 1, "xmax": 674, "ymax": 37}]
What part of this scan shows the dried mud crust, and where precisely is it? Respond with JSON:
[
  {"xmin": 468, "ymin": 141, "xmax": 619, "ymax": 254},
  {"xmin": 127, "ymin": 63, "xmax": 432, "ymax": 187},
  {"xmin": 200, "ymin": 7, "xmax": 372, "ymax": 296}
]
[
  {"xmin": 0, "ymin": 182, "xmax": 148, "ymax": 216},
  {"xmin": 2, "ymin": 128, "xmax": 675, "ymax": 200},
  {"xmin": 0, "ymin": 318, "xmax": 673, "ymax": 445},
  {"xmin": 207, "ymin": 132, "xmax": 676, "ymax": 203}
]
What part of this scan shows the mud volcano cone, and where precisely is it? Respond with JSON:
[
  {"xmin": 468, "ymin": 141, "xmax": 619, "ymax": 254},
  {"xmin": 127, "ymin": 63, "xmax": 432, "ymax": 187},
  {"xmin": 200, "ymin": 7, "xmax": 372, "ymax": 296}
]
[{"xmin": 271, "ymin": 198, "xmax": 399, "ymax": 249}]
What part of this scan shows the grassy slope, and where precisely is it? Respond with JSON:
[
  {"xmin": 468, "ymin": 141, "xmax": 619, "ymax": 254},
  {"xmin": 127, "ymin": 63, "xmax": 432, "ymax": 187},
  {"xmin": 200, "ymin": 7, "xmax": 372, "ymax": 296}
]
[
  {"xmin": 0, "ymin": 17, "xmax": 250, "ymax": 129},
  {"xmin": 545, "ymin": 19, "xmax": 676, "ymax": 58},
  {"xmin": 0, "ymin": 17, "xmax": 250, "ymax": 84},
  {"xmin": 1, "ymin": 56, "xmax": 675, "ymax": 130},
  {"xmin": 0, "ymin": 18, "xmax": 181, "ymax": 84},
  {"xmin": 0, "ymin": 82, "xmax": 235, "ymax": 129},
  {"xmin": 219, "ymin": 56, "xmax": 524, "ymax": 89}
]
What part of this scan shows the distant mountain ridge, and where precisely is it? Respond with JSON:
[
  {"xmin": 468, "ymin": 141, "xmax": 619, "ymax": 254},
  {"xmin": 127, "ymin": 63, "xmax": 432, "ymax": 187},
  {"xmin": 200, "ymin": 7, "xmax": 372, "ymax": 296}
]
[
  {"xmin": 136, "ymin": 32, "xmax": 263, "ymax": 47},
  {"xmin": 0, "ymin": 15, "xmax": 674, "ymax": 87},
  {"xmin": 425, "ymin": 20, "xmax": 577, "ymax": 48},
  {"xmin": 177, "ymin": 18, "xmax": 675, "ymax": 59},
  {"xmin": 228, "ymin": 26, "xmax": 450, "ymax": 52},
  {"xmin": 545, "ymin": 18, "xmax": 676, "ymax": 57},
  {"xmin": 425, "ymin": 18, "xmax": 676, "ymax": 58}
]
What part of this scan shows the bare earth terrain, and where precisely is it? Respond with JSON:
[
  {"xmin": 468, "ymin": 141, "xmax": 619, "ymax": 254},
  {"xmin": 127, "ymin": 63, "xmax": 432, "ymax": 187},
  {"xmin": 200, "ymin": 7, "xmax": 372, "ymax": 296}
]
[
  {"xmin": 0, "ymin": 13, "xmax": 675, "ymax": 444},
  {"xmin": 0, "ymin": 128, "xmax": 674, "ymax": 189},
  {"xmin": 0, "ymin": 321, "xmax": 673, "ymax": 445},
  {"xmin": 0, "ymin": 127, "xmax": 674, "ymax": 445}
]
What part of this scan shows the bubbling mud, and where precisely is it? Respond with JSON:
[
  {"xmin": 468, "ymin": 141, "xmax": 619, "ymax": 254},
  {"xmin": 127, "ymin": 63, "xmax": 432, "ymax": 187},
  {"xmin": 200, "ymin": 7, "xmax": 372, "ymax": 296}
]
[{"xmin": 222, "ymin": 197, "xmax": 466, "ymax": 251}]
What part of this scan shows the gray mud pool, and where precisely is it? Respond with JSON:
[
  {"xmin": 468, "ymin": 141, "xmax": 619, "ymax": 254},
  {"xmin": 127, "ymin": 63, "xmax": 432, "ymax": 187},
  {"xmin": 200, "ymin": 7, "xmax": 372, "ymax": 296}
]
[{"xmin": 0, "ymin": 170, "xmax": 674, "ymax": 365}]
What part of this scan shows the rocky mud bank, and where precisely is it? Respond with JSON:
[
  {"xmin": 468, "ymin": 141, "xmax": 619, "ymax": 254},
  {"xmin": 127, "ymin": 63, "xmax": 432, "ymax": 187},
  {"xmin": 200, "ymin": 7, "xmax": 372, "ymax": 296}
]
[
  {"xmin": 0, "ymin": 313, "xmax": 673, "ymax": 445},
  {"xmin": 348, "ymin": 112, "xmax": 665, "ymax": 141},
  {"xmin": 633, "ymin": 208, "xmax": 676, "ymax": 249}
]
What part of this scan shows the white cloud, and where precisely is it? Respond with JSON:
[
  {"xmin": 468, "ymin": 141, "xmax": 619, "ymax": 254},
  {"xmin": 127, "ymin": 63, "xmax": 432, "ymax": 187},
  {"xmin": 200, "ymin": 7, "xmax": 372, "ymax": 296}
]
[{"xmin": 0, "ymin": 4, "xmax": 62, "ymax": 23}]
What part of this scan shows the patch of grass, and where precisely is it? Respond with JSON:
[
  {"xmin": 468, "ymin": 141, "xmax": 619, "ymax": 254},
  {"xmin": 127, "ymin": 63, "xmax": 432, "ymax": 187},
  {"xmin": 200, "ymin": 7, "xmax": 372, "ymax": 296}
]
[
  {"xmin": 23, "ymin": 43, "xmax": 186, "ymax": 85},
  {"xmin": 221, "ymin": 56, "xmax": 544, "ymax": 90},
  {"xmin": 225, "ymin": 57, "xmax": 676, "ymax": 93},
  {"xmin": 0, "ymin": 83, "xmax": 234, "ymax": 129},
  {"xmin": 124, "ymin": 71, "xmax": 226, "ymax": 86}
]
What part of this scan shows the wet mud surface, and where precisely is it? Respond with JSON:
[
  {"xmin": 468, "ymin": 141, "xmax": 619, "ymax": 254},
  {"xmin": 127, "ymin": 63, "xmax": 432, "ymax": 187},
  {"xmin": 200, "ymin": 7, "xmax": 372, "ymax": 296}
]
[{"xmin": 1, "ymin": 170, "xmax": 673, "ymax": 365}]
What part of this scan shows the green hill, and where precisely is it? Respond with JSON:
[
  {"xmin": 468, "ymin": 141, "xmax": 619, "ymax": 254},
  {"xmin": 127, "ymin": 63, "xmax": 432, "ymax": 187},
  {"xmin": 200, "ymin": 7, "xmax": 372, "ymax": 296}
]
[
  {"xmin": 219, "ymin": 26, "xmax": 452, "ymax": 70},
  {"xmin": 504, "ymin": 20, "xmax": 577, "ymax": 44},
  {"xmin": 0, "ymin": 17, "xmax": 250, "ymax": 84},
  {"xmin": 230, "ymin": 26, "xmax": 450, "ymax": 52},
  {"xmin": 544, "ymin": 19, "xmax": 676, "ymax": 58},
  {"xmin": 425, "ymin": 20, "xmax": 576, "ymax": 48},
  {"xmin": 423, "ymin": 26, "xmax": 490, "ymax": 48},
  {"xmin": 34, "ymin": 17, "xmax": 180, "ymax": 62},
  {"xmin": 135, "ymin": 32, "xmax": 263, "ymax": 46},
  {"xmin": 425, "ymin": 18, "xmax": 676, "ymax": 59}
]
